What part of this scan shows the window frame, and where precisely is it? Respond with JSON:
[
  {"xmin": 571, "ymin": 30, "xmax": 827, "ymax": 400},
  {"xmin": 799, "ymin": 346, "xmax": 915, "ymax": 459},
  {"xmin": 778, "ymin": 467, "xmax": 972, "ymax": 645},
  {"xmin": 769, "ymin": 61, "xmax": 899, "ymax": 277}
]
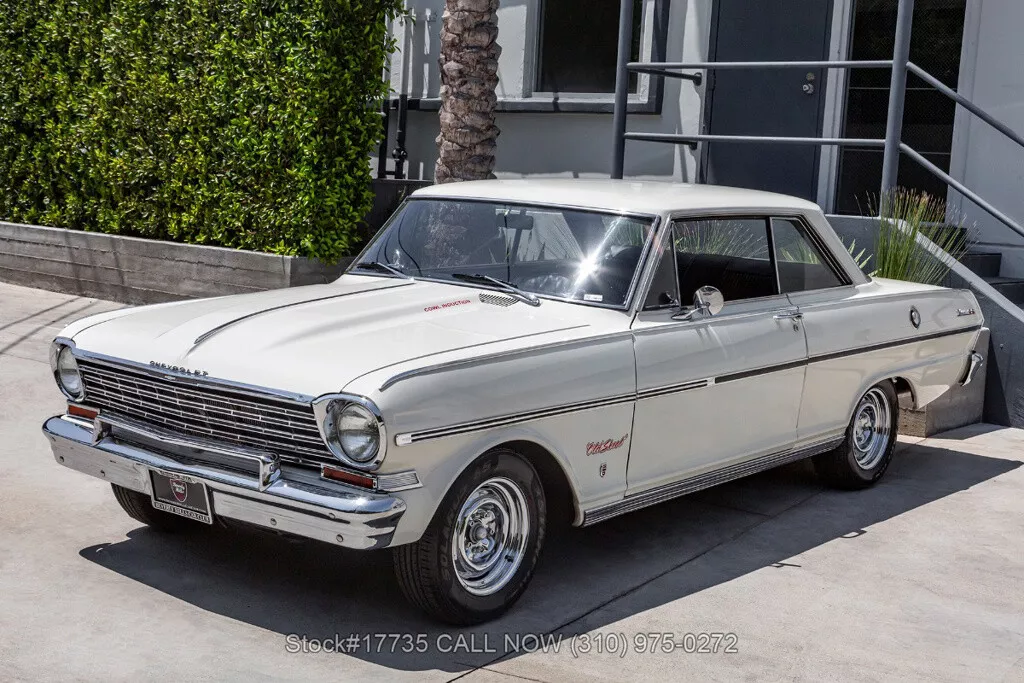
[
  {"xmin": 770, "ymin": 215, "xmax": 852, "ymax": 294},
  {"xmin": 639, "ymin": 211, "xmax": 850, "ymax": 312},
  {"xmin": 524, "ymin": 0, "xmax": 670, "ymax": 113}
]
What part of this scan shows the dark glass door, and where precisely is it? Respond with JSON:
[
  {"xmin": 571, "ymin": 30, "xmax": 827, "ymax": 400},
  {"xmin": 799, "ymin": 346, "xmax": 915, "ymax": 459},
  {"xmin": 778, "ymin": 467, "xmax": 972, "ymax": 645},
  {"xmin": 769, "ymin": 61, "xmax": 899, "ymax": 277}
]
[{"xmin": 835, "ymin": 0, "xmax": 968, "ymax": 214}]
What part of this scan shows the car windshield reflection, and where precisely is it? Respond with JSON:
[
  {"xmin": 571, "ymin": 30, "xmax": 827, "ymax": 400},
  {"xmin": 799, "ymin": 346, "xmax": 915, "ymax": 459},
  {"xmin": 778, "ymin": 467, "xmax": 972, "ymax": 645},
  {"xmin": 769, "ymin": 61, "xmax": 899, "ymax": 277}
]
[{"xmin": 351, "ymin": 199, "xmax": 655, "ymax": 307}]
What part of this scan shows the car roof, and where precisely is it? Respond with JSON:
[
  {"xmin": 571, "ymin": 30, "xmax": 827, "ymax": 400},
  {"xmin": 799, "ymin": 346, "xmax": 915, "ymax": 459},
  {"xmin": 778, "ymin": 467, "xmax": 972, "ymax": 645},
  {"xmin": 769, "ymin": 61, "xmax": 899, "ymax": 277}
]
[{"xmin": 411, "ymin": 179, "xmax": 821, "ymax": 216}]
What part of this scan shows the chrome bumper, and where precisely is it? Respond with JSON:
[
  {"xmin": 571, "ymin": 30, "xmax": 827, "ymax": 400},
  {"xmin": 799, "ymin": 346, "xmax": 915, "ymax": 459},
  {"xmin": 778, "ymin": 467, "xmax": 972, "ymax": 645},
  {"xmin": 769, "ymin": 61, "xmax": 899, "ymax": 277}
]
[
  {"xmin": 42, "ymin": 415, "xmax": 406, "ymax": 550},
  {"xmin": 960, "ymin": 351, "xmax": 985, "ymax": 386}
]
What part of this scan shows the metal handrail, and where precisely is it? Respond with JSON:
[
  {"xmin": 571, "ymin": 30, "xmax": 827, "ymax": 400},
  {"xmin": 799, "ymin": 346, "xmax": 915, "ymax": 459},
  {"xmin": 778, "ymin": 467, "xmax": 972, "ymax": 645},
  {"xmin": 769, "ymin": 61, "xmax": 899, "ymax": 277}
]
[
  {"xmin": 900, "ymin": 144, "xmax": 1024, "ymax": 240},
  {"xmin": 626, "ymin": 59, "xmax": 893, "ymax": 71},
  {"xmin": 611, "ymin": 60, "xmax": 891, "ymax": 178},
  {"xmin": 611, "ymin": 0, "xmax": 1024, "ymax": 249},
  {"xmin": 623, "ymin": 132, "xmax": 885, "ymax": 150},
  {"xmin": 906, "ymin": 62, "xmax": 1024, "ymax": 157}
]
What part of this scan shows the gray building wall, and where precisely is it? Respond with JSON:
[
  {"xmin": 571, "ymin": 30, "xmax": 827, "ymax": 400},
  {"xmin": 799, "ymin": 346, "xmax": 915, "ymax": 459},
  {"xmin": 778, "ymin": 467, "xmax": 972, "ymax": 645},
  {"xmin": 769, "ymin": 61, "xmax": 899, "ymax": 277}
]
[{"xmin": 948, "ymin": 0, "xmax": 1024, "ymax": 277}]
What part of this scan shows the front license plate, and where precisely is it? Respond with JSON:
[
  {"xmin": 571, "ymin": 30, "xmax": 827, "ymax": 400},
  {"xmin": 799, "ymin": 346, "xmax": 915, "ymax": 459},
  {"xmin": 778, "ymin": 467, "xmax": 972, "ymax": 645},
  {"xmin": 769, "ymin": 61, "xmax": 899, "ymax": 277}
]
[{"xmin": 150, "ymin": 470, "xmax": 213, "ymax": 524}]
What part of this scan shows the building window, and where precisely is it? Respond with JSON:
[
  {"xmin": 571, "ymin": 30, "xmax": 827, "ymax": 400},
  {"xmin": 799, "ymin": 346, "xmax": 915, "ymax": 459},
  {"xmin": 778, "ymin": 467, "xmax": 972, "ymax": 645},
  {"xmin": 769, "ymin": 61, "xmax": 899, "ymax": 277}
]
[
  {"xmin": 536, "ymin": 0, "xmax": 642, "ymax": 94},
  {"xmin": 835, "ymin": 0, "xmax": 968, "ymax": 214}
]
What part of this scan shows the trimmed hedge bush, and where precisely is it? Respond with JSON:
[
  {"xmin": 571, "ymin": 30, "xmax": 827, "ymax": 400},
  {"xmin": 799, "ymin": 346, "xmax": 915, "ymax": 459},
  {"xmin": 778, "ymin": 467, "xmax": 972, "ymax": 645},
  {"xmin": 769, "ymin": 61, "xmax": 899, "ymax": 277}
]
[{"xmin": 0, "ymin": 0, "xmax": 403, "ymax": 261}]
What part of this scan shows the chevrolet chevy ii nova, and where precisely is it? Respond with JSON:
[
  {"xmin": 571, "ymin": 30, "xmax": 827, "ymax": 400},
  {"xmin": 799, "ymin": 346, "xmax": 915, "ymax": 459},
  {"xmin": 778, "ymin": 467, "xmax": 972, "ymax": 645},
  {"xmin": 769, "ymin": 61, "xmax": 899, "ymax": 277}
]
[{"xmin": 44, "ymin": 180, "xmax": 985, "ymax": 623}]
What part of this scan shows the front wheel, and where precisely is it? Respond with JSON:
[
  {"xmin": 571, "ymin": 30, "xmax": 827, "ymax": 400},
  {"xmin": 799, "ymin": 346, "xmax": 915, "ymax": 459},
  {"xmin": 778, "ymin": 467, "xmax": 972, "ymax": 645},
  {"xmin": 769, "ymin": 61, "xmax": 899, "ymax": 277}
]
[
  {"xmin": 813, "ymin": 381, "xmax": 899, "ymax": 489},
  {"xmin": 392, "ymin": 449, "xmax": 546, "ymax": 625}
]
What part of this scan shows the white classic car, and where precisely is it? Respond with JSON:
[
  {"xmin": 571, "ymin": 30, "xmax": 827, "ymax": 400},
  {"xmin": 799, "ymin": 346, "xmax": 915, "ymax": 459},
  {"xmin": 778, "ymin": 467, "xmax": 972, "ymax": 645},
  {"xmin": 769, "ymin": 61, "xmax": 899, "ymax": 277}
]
[{"xmin": 44, "ymin": 180, "xmax": 985, "ymax": 624}]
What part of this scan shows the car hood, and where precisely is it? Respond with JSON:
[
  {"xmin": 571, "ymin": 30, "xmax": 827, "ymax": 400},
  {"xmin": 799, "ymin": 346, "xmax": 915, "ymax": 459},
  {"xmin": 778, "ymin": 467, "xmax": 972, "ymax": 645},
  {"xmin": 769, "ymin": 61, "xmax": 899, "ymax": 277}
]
[{"xmin": 68, "ymin": 275, "xmax": 605, "ymax": 398}]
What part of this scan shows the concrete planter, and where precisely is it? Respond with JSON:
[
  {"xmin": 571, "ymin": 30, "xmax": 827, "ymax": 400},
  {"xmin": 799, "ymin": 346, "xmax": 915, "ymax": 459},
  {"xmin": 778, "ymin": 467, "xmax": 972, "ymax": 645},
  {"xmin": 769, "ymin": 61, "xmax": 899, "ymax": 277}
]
[
  {"xmin": 0, "ymin": 220, "xmax": 352, "ymax": 305},
  {"xmin": 0, "ymin": 179, "xmax": 430, "ymax": 305},
  {"xmin": 898, "ymin": 328, "xmax": 989, "ymax": 437}
]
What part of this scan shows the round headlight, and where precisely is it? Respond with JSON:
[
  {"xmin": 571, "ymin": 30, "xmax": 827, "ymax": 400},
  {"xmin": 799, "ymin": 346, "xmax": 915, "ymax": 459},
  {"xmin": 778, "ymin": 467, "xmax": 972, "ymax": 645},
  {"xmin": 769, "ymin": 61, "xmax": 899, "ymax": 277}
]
[
  {"xmin": 328, "ymin": 402, "xmax": 380, "ymax": 464},
  {"xmin": 56, "ymin": 346, "xmax": 84, "ymax": 400}
]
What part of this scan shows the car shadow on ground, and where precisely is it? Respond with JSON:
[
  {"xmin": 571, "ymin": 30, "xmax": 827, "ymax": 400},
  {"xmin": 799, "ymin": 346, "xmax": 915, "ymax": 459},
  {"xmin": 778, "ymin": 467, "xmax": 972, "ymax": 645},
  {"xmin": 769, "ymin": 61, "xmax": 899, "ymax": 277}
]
[{"xmin": 78, "ymin": 441, "xmax": 1021, "ymax": 674}]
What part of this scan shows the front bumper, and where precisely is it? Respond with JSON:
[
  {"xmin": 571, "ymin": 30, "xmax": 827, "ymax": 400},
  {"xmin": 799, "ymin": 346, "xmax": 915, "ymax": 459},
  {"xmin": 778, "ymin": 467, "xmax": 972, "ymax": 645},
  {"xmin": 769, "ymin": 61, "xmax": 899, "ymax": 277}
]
[{"xmin": 42, "ymin": 415, "xmax": 406, "ymax": 549}]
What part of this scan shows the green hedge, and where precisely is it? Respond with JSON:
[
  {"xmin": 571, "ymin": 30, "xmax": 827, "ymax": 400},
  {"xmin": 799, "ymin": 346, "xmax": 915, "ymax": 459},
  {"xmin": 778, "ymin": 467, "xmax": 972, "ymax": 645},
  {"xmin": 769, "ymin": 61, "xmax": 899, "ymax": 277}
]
[{"xmin": 0, "ymin": 0, "xmax": 402, "ymax": 261}]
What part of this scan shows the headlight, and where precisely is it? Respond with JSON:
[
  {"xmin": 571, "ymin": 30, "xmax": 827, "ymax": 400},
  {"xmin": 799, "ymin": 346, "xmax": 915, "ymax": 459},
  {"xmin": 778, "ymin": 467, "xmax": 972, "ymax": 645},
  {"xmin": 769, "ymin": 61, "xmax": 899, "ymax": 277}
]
[
  {"xmin": 319, "ymin": 398, "xmax": 384, "ymax": 469},
  {"xmin": 51, "ymin": 344, "xmax": 84, "ymax": 400}
]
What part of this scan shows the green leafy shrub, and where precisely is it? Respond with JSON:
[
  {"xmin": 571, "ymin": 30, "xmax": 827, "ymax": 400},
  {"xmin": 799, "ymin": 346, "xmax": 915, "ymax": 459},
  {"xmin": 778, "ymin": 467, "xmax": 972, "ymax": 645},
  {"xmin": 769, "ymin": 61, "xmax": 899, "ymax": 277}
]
[
  {"xmin": 0, "ymin": 0, "xmax": 403, "ymax": 261},
  {"xmin": 872, "ymin": 189, "xmax": 971, "ymax": 285}
]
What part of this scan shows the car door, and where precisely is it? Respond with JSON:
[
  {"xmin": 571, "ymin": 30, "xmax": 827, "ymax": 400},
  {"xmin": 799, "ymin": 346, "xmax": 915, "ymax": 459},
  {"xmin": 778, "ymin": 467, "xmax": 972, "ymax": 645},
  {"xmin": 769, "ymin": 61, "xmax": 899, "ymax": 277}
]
[
  {"xmin": 769, "ymin": 215, "xmax": 862, "ymax": 442},
  {"xmin": 627, "ymin": 215, "xmax": 809, "ymax": 494}
]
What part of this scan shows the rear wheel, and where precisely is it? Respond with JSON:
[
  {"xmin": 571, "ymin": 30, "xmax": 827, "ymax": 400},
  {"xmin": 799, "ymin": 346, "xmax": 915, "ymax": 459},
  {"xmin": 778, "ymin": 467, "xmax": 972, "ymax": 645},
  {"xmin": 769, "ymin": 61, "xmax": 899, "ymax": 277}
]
[
  {"xmin": 111, "ymin": 484, "xmax": 201, "ymax": 532},
  {"xmin": 392, "ymin": 448, "xmax": 546, "ymax": 625},
  {"xmin": 813, "ymin": 381, "xmax": 899, "ymax": 489}
]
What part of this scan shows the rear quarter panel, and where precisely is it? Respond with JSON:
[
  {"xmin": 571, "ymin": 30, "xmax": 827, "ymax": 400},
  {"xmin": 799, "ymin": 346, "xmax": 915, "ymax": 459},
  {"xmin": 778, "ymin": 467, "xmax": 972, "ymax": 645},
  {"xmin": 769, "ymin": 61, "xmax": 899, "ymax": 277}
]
[{"xmin": 792, "ymin": 278, "xmax": 982, "ymax": 441}]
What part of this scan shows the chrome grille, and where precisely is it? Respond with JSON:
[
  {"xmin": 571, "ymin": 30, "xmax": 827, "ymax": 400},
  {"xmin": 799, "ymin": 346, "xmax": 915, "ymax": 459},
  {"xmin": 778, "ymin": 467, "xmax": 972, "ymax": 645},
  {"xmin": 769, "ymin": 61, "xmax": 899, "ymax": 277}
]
[{"xmin": 78, "ymin": 359, "xmax": 334, "ymax": 466}]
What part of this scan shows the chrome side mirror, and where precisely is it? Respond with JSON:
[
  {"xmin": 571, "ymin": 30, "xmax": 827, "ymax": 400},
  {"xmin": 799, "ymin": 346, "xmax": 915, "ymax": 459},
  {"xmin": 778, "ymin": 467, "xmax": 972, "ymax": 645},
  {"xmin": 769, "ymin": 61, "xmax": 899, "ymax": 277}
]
[{"xmin": 672, "ymin": 285, "xmax": 725, "ymax": 321}]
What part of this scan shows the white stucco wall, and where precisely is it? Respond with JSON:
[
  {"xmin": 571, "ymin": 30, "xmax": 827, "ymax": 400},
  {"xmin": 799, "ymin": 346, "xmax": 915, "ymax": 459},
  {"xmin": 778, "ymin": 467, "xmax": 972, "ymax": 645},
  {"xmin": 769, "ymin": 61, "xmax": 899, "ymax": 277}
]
[
  {"xmin": 949, "ymin": 0, "xmax": 1024, "ymax": 276},
  {"xmin": 383, "ymin": 0, "xmax": 712, "ymax": 182}
]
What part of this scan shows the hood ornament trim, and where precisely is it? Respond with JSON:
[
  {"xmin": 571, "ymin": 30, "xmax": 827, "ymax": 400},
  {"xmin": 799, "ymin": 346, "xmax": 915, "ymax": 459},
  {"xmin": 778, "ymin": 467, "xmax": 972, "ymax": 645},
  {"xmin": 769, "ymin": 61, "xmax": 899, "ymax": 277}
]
[{"xmin": 190, "ymin": 281, "xmax": 413, "ymax": 349}]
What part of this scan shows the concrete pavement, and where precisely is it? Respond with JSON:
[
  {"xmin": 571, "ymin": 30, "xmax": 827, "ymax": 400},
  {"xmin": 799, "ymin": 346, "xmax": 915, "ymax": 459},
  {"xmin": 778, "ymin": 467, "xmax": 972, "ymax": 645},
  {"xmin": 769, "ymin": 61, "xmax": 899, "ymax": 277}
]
[{"xmin": 1, "ymin": 280, "xmax": 1022, "ymax": 682}]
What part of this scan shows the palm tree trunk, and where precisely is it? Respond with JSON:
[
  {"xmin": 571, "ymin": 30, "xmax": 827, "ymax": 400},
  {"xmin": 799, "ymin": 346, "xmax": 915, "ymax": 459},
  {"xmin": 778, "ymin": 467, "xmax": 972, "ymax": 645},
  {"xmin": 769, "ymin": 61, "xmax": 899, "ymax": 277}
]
[{"xmin": 434, "ymin": 0, "xmax": 501, "ymax": 184}]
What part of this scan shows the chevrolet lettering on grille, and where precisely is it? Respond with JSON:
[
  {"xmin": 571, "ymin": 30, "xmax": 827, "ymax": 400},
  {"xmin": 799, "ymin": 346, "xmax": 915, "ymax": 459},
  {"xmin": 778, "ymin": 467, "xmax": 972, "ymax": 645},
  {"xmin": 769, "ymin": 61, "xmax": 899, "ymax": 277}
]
[{"xmin": 149, "ymin": 360, "xmax": 209, "ymax": 377}]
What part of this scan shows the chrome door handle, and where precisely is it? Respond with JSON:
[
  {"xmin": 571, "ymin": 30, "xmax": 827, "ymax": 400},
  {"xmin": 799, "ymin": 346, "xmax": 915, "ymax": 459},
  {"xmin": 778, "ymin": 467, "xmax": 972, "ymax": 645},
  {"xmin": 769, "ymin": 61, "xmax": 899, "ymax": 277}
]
[{"xmin": 773, "ymin": 311, "xmax": 803, "ymax": 320}]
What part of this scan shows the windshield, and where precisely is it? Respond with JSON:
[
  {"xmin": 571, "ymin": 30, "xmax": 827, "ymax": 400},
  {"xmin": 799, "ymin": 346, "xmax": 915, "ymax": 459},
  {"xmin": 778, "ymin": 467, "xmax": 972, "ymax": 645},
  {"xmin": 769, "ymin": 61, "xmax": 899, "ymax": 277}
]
[{"xmin": 353, "ymin": 199, "xmax": 655, "ymax": 307}]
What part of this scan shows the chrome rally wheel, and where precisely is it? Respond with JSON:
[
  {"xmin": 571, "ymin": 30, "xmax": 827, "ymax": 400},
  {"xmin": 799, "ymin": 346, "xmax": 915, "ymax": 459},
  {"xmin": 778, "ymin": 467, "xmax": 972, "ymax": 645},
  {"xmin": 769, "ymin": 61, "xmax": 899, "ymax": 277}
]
[
  {"xmin": 851, "ymin": 387, "xmax": 892, "ymax": 470},
  {"xmin": 814, "ymin": 381, "xmax": 899, "ymax": 490},
  {"xmin": 451, "ymin": 477, "xmax": 530, "ymax": 596},
  {"xmin": 393, "ymin": 449, "xmax": 546, "ymax": 625}
]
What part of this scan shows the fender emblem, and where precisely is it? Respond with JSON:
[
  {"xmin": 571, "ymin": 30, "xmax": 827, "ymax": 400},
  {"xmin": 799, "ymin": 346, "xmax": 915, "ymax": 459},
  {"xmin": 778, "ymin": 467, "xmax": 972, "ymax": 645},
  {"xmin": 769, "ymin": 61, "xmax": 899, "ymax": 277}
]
[
  {"xmin": 587, "ymin": 434, "xmax": 628, "ymax": 456},
  {"xmin": 957, "ymin": 308, "xmax": 976, "ymax": 317}
]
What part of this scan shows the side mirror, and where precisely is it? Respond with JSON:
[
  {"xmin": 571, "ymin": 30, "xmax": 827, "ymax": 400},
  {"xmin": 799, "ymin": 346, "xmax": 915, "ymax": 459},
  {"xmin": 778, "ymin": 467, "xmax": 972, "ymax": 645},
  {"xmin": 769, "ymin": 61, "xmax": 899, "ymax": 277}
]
[{"xmin": 672, "ymin": 285, "xmax": 725, "ymax": 321}]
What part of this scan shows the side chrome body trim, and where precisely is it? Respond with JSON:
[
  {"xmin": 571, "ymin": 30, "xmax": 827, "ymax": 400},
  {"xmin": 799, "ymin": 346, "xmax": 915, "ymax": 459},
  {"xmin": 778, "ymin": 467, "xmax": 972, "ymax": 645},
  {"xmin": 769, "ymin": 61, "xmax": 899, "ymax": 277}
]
[
  {"xmin": 393, "ymin": 325, "xmax": 981, "ymax": 446},
  {"xmin": 380, "ymin": 330, "xmax": 634, "ymax": 392},
  {"xmin": 42, "ymin": 415, "xmax": 407, "ymax": 550},
  {"xmin": 580, "ymin": 436, "xmax": 844, "ymax": 526},
  {"xmin": 394, "ymin": 392, "xmax": 637, "ymax": 446},
  {"xmin": 636, "ymin": 377, "xmax": 713, "ymax": 400}
]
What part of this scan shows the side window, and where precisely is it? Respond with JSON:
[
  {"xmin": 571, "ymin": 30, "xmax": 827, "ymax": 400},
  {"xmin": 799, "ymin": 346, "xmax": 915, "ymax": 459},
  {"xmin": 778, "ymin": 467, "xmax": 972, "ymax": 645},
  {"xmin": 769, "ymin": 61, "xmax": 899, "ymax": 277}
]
[
  {"xmin": 771, "ymin": 218, "xmax": 845, "ymax": 293},
  {"xmin": 673, "ymin": 217, "xmax": 777, "ymax": 303}
]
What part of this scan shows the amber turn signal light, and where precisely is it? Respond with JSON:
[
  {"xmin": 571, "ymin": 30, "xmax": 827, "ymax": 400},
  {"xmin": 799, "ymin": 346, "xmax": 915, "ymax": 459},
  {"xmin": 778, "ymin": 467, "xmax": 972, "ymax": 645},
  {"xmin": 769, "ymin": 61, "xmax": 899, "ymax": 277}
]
[
  {"xmin": 321, "ymin": 465, "xmax": 375, "ymax": 489},
  {"xmin": 68, "ymin": 404, "xmax": 98, "ymax": 420}
]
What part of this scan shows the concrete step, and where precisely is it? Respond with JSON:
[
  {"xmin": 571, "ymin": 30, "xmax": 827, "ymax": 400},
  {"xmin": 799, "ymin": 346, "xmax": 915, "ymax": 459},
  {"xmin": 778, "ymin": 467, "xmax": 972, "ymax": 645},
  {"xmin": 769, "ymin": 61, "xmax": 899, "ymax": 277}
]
[{"xmin": 962, "ymin": 251, "xmax": 1003, "ymax": 278}]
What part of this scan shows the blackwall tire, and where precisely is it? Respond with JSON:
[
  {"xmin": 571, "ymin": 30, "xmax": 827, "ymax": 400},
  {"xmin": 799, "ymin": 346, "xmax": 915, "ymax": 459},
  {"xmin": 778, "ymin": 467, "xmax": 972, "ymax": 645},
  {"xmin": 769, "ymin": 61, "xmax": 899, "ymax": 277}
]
[
  {"xmin": 392, "ymin": 448, "xmax": 546, "ymax": 625},
  {"xmin": 813, "ymin": 381, "xmax": 899, "ymax": 490}
]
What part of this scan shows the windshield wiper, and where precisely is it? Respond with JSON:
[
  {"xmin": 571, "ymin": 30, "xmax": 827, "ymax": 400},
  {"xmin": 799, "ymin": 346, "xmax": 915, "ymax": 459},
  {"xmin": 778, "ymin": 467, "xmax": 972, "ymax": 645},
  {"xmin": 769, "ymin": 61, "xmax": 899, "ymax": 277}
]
[
  {"xmin": 451, "ymin": 273, "xmax": 541, "ymax": 307},
  {"xmin": 351, "ymin": 261, "xmax": 412, "ymax": 279}
]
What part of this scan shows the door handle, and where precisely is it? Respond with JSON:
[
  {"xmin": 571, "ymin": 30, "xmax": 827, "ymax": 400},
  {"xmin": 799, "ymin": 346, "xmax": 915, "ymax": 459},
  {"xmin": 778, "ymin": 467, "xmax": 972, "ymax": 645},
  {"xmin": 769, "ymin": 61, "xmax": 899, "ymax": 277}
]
[{"xmin": 774, "ymin": 310, "xmax": 803, "ymax": 330}]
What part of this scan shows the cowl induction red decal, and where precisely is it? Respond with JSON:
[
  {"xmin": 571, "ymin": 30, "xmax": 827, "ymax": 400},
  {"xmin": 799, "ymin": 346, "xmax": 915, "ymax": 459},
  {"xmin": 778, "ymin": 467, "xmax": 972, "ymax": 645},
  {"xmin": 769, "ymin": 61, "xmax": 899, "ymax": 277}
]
[
  {"xmin": 423, "ymin": 299, "xmax": 472, "ymax": 313},
  {"xmin": 586, "ymin": 434, "xmax": 628, "ymax": 456}
]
